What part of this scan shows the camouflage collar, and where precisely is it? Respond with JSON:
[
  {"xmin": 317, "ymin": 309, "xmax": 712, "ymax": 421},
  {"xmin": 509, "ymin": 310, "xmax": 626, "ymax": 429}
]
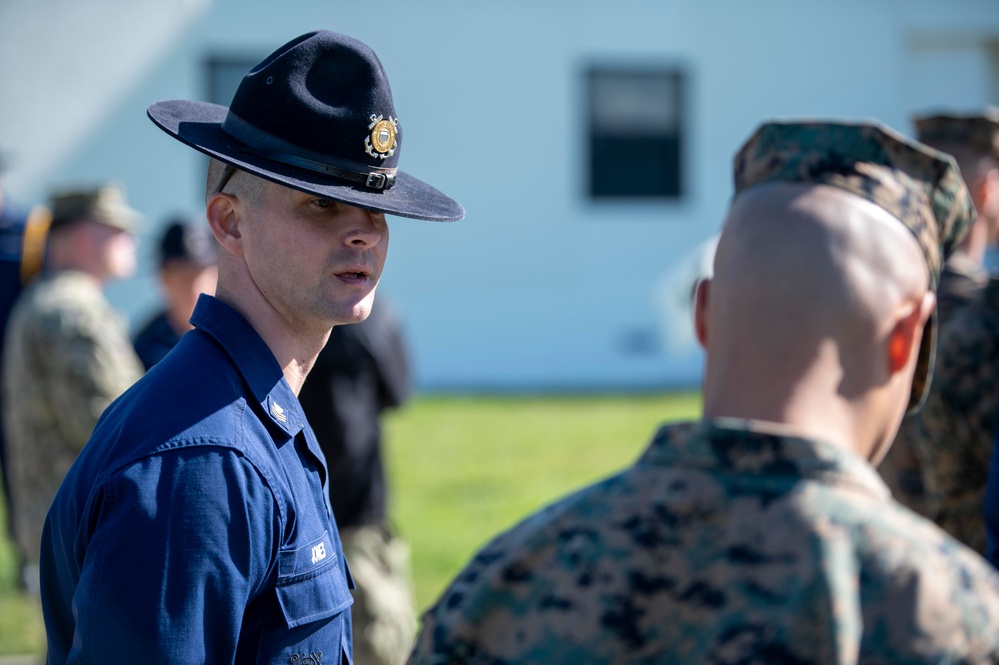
[{"xmin": 639, "ymin": 419, "xmax": 890, "ymax": 502}]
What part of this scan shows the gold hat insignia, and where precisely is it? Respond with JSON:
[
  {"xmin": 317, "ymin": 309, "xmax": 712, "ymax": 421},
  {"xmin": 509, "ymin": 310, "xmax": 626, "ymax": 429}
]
[{"xmin": 365, "ymin": 114, "xmax": 398, "ymax": 159}]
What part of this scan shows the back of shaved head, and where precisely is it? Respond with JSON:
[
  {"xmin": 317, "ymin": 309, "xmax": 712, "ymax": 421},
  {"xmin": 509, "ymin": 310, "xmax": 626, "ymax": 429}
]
[{"xmin": 701, "ymin": 182, "xmax": 931, "ymax": 456}]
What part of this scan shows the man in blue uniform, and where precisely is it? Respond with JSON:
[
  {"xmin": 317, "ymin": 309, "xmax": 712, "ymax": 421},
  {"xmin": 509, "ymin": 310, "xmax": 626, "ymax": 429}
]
[{"xmin": 40, "ymin": 31, "xmax": 464, "ymax": 664}]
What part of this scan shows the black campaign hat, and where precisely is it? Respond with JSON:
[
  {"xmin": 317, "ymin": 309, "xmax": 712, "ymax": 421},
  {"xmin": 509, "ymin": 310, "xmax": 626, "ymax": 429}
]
[{"xmin": 147, "ymin": 31, "xmax": 464, "ymax": 222}]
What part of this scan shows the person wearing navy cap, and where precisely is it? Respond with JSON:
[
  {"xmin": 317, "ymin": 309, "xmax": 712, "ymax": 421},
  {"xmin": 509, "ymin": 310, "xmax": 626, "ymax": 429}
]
[
  {"xmin": 132, "ymin": 216, "xmax": 218, "ymax": 371},
  {"xmin": 40, "ymin": 31, "xmax": 464, "ymax": 665}
]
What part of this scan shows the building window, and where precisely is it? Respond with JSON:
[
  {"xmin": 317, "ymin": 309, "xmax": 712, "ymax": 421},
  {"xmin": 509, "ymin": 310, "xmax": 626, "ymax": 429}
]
[{"xmin": 587, "ymin": 67, "xmax": 685, "ymax": 199}]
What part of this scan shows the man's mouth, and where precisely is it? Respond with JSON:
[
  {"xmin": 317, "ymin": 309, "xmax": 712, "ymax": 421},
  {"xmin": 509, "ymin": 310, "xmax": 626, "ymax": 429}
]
[{"xmin": 335, "ymin": 269, "xmax": 371, "ymax": 283}]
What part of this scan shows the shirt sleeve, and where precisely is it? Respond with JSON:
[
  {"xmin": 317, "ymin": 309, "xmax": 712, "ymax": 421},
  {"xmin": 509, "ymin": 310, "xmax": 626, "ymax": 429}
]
[{"xmin": 71, "ymin": 447, "xmax": 279, "ymax": 664}]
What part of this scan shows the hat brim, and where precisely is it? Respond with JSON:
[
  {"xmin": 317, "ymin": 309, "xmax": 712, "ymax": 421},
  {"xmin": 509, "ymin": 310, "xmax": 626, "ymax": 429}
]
[
  {"xmin": 906, "ymin": 309, "xmax": 937, "ymax": 415},
  {"xmin": 148, "ymin": 100, "xmax": 465, "ymax": 222}
]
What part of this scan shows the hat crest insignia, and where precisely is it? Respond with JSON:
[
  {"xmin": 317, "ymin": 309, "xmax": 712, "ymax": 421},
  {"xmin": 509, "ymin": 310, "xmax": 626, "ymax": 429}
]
[{"xmin": 365, "ymin": 114, "xmax": 398, "ymax": 159}]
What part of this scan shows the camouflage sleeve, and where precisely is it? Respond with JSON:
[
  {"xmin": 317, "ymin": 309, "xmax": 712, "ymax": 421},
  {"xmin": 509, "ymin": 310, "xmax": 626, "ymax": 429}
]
[{"xmin": 40, "ymin": 301, "xmax": 144, "ymax": 449}]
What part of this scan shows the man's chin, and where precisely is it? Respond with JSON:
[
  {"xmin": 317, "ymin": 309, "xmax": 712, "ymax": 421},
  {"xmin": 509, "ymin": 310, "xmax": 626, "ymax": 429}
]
[{"xmin": 330, "ymin": 295, "xmax": 375, "ymax": 326}]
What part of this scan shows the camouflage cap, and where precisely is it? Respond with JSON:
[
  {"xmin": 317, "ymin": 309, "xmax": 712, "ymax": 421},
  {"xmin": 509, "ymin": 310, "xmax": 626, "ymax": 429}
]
[
  {"xmin": 914, "ymin": 107, "xmax": 999, "ymax": 160},
  {"xmin": 732, "ymin": 119, "xmax": 977, "ymax": 413},
  {"xmin": 49, "ymin": 182, "xmax": 142, "ymax": 233}
]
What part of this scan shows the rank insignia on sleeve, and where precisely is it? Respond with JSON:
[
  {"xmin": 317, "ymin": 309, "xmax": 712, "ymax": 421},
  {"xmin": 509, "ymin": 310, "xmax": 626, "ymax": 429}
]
[{"xmin": 365, "ymin": 114, "xmax": 398, "ymax": 159}]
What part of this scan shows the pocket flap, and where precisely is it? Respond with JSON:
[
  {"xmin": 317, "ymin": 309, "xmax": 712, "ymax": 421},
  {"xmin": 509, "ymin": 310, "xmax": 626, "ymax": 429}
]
[{"xmin": 276, "ymin": 562, "xmax": 354, "ymax": 628}]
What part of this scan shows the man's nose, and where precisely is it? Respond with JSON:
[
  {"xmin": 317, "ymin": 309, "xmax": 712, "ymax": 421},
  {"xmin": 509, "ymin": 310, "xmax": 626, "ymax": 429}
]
[{"xmin": 344, "ymin": 207, "xmax": 386, "ymax": 248}]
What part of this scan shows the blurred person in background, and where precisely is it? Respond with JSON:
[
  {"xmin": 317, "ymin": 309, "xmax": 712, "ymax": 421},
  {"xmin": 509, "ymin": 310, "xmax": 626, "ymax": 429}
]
[
  {"xmin": 133, "ymin": 216, "xmax": 217, "ymax": 370},
  {"xmin": 0, "ymin": 148, "xmax": 50, "ymax": 578},
  {"xmin": 299, "ymin": 296, "xmax": 416, "ymax": 665},
  {"xmin": 879, "ymin": 110, "xmax": 999, "ymax": 551},
  {"xmin": 3, "ymin": 182, "xmax": 143, "ymax": 592},
  {"xmin": 410, "ymin": 121, "xmax": 999, "ymax": 663}
]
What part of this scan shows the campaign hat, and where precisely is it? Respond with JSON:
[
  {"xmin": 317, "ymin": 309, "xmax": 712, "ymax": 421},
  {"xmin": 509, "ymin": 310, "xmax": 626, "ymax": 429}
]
[
  {"xmin": 147, "ymin": 30, "xmax": 464, "ymax": 222},
  {"xmin": 733, "ymin": 119, "xmax": 976, "ymax": 413}
]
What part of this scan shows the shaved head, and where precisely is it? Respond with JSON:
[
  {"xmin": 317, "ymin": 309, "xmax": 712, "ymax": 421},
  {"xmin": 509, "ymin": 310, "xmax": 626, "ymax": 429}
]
[
  {"xmin": 205, "ymin": 158, "xmax": 267, "ymax": 205},
  {"xmin": 699, "ymin": 182, "xmax": 933, "ymax": 459}
]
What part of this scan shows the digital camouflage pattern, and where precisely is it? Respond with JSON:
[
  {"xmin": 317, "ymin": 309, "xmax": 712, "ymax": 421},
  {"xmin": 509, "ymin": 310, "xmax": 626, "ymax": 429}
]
[
  {"xmin": 879, "ymin": 250, "xmax": 987, "ymax": 517},
  {"xmin": 935, "ymin": 251, "xmax": 990, "ymax": 324},
  {"xmin": 889, "ymin": 277, "xmax": 999, "ymax": 554},
  {"xmin": 733, "ymin": 120, "xmax": 976, "ymax": 412},
  {"xmin": 410, "ymin": 420, "xmax": 999, "ymax": 665},
  {"xmin": 879, "ymin": 110, "xmax": 999, "ymax": 531},
  {"xmin": 2, "ymin": 270, "xmax": 143, "ymax": 563}
]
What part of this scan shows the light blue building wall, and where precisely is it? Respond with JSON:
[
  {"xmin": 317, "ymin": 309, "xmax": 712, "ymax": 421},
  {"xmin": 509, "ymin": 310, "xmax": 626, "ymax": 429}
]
[{"xmin": 2, "ymin": 0, "xmax": 998, "ymax": 390}]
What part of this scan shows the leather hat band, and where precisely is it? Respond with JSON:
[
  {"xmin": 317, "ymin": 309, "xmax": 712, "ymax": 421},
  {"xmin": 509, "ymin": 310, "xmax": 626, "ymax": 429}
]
[{"xmin": 222, "ymin": 113, "xmax": 397, "ymax": 191}]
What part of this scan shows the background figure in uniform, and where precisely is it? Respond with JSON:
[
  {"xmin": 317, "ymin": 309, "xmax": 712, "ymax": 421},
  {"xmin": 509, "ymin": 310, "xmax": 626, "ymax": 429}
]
[
  {"xmin": 3, "ymin": 183, "xmax": 143, "ymax": 592},
  {"xmin": 133, "ymin": 216, "xmax": 217, "ymax": 370},
  {"xmin": 879, "ymin": 111, "xmax": 999, "ymax": 551},
  {"xmin": 299, "ymin": 297, "xmax": 416, "ymax": 665},
  {"xmin": 0, "ymin": 150, "xmax": 49, "ymax": 568},
  {"xmin": 409, "ymin": 121, "xmax": 999, "ymax": 664},
  {"xmin": 918, "ymin": 110, "xmax": 999, "ymax": 320}
]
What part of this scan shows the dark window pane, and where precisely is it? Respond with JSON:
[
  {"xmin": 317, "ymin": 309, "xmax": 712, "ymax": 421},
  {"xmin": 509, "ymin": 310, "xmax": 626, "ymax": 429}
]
[{"xmin": 588, "ymin": 67, "xmax": 685, "ymax": 200}]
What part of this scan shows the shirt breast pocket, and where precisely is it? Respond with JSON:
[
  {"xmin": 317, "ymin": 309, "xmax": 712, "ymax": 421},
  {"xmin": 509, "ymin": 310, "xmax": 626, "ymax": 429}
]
[{"xmin": 257, "ymin": 533, "xmax": 354, "ymax": 665}]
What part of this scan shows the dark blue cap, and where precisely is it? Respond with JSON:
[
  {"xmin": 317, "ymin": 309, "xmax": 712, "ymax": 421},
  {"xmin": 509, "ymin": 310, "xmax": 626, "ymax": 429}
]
[{"xmin": 158, "ymin": 217, "xmax": 216, "ymax": 269}]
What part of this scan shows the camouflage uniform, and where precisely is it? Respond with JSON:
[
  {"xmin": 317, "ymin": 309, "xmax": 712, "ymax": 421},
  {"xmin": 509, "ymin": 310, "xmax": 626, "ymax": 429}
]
[
  {"xmin": 879, "ymin": 250, "xmax": 987, "ymax": 516},
  {"xmin": 892, "ymin": 278, "xmax": 999, "ymax": 553},
  {"xmin": 3, "ymin": 270, "xmax": 142, "ymax": 565},
  {"xmin": 877, "ymin": 110, "xmax": 999, "ymax": 544},
  {"xmin": 410, "ymin": 120, "xmax": 998, "ymax": 663},
  {"xmin": 411, "ymin": 420, "xmax": 999, "ymax": 664},
  {"xmin": 937, "ymin": 250, "xmax": 989, "ymax": 322}
]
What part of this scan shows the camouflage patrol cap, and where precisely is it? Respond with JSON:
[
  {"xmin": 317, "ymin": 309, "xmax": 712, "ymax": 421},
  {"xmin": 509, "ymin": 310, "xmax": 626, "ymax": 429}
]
[
  {"xmin": 914, "ymin": 108, "xmax": 999, "ymax": 160},
  {"xmin": 733, "ymin": 119, "xmax": 976, "ymax": 413},
  {"xmin": 49, "ymin": 182, "xmax": 142, "ymax": 233}
]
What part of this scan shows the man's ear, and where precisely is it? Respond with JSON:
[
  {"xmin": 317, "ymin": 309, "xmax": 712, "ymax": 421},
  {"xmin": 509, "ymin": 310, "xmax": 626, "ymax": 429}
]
[
  {"xmin": 693, "ymin": 278, "xmax": 710, "ymax": 350},
  {"xmin": 206, "ymin": 193, "xmax": 243, "ymax": 256},
  {"xmin": 887, "ymin": 291, "xmax": 936, "ymax": 375}
]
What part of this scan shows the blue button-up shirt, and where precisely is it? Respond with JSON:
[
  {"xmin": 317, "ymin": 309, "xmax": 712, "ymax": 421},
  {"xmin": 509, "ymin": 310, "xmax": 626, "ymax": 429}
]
[{"xmin": 41, "ymin": 295, "xmax": 353, "ymax": 664}]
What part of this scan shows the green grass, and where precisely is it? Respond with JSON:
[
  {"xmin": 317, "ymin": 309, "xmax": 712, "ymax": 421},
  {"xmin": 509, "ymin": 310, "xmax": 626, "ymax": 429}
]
[
  {"xmin": 0, "ymin": 488, "xmax": 45, "ymax": 656},
  {"xmin": 384, "ymin": 392, "xmax": 701, "ymax": 610},
  {"xmin": 0, "ymin": 391, "xmax": 700, "ymax": 655}
]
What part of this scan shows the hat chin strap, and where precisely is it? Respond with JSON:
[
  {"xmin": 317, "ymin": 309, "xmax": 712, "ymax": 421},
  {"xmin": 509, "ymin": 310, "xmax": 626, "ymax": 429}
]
[{"xmin": 221, "ymin": 113, "xmax": 397, "ymax": 191}]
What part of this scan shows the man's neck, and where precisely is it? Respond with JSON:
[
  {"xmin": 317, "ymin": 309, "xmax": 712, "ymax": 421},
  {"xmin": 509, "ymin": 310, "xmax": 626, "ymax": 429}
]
[
  {"xmin": 213, "ymin": 282, "xmax": 330, "ymax": 395},
  {"xmin": 701, "ymin": 373, "xmax": 871, "ymax": 461}
]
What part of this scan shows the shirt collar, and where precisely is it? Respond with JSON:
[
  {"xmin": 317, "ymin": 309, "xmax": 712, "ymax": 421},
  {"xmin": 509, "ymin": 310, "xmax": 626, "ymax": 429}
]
[
  {"xmin": 190, "ymin": 294, "xmax": 305, "ymax": 437},
  {"xmin": 640, "ymin": 418, "xmax": 891, "ymax": 502}
]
